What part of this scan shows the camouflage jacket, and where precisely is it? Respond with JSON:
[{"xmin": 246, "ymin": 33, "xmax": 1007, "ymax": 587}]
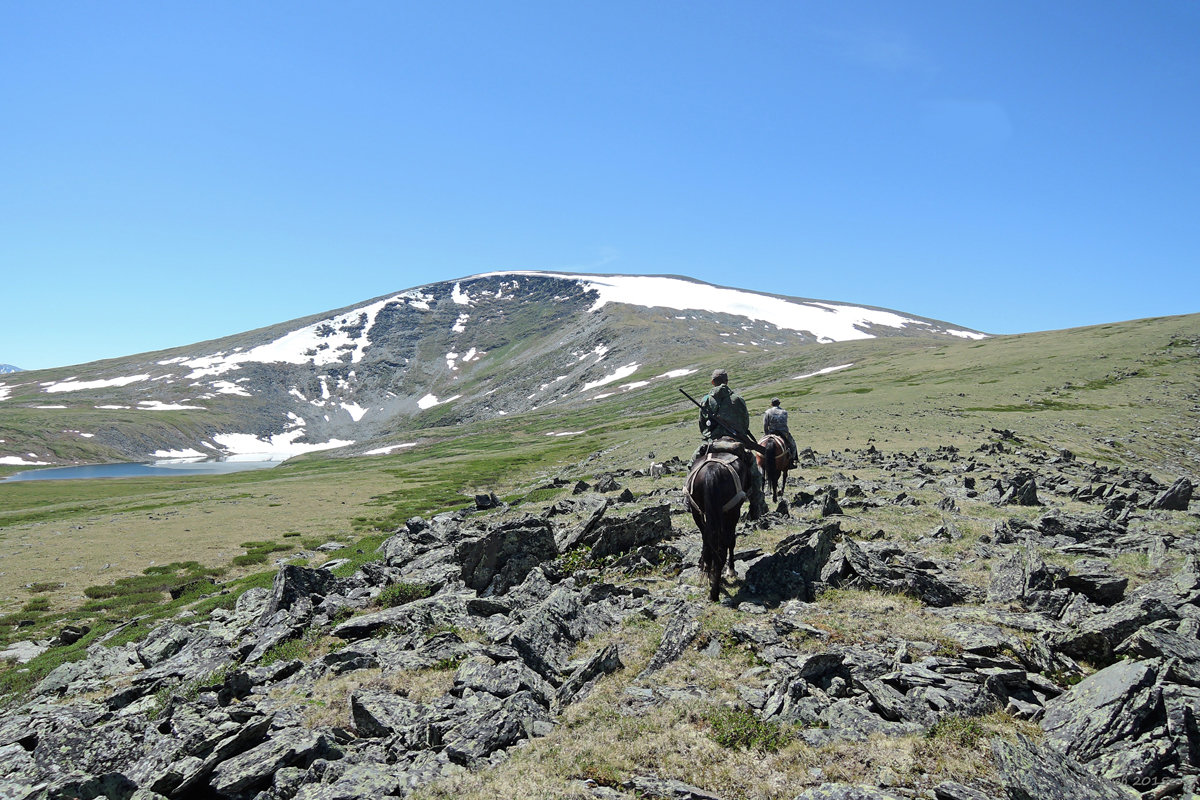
[
  {"xmin": 763, "ymin": 406, "xmax": 790, "ymax": 434},
  {"xmin": 699, "ymin": 385, "xmax": 751, "ymax": 441}
]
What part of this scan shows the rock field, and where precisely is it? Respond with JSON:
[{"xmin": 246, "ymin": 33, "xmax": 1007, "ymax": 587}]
[{"xmin": 1, "ymin": 435, "xmax": 1197, "ymax": 800}]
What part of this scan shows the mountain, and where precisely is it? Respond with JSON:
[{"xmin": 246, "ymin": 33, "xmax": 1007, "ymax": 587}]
[
  {"xmin": 0, "ymin": 365, "xmax": 20, "ymax": 374},
  {"xmin": 0, "ymin": 272, "xmax": 984, "ymax": 465}
]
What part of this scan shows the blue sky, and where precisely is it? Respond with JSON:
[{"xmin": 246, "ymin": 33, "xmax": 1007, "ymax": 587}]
[{"xmin": 3, "ymin": 2, "xmax": 1198, "ymax": 371}]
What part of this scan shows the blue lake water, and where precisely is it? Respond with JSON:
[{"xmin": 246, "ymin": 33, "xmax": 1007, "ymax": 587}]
[{"xmin": 1, "ymin": 460, "xmax": 281, "ymax": 482}]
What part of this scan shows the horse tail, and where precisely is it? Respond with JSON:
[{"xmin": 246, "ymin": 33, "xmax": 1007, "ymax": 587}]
[{"xmin": 699, "ymin": 464, "xmax": 728, "ymax": 601}]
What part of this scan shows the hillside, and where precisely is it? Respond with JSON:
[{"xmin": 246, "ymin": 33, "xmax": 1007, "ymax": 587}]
[
  {"xmin": 0, "ymin": 308, "xmax": 1198, "ymax": 799},
  {"xmin": 0, "ymin": 272, "xmax": 982, "ymax": 467}
]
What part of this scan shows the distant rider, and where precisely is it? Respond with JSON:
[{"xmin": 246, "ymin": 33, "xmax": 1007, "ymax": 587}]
[
  {"xmin": 763, "ymin": 398, "xmax": 799, "ymax": 469},
  {"xmin": 691, "ymin": 369, "xmax": 769, "ymax": 520}
]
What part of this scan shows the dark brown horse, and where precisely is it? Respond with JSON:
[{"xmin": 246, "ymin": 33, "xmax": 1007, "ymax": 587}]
[
  {"xmin": 756, "ymin": 434, "xmax": 791, "ymax": 504},
  {"xmin": 685, "ymin": 442, "xmax": 749, "ymax": 601}
]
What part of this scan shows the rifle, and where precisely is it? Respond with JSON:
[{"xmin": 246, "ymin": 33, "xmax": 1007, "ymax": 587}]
[{"xmin": 679, "ymin": 388, "xmax": 765, "ymax": 454}]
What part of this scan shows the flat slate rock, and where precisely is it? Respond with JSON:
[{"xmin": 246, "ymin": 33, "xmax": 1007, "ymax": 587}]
[
  {"xmin": 992, "ymin": 733, "xmax": 1138, "ymax": 800},
  {"xmin": 793, "ymin": 785, "xmax": 906, "ymax": 799}
]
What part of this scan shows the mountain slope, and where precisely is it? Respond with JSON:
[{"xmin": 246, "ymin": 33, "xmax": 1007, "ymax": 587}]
[{"xmin": 0, "ymin": 273, "xmax": 984, "ymax": 465}]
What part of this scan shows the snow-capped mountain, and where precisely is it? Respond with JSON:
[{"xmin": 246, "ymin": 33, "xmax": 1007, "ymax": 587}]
[
  {"xmin": 0, "ymin": 273, "xmax": 985, "ymax": 465},
  {"xmin": 0, "ymin": 365, "xmax": 20, "ymax": 374}
]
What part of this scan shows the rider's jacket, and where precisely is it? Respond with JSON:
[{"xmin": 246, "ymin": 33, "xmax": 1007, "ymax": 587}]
[
  {"xmin": 763, "ymin": 406, "xmax": 790, "ymax": 434},
  {"xmin": 699, "ymin": 385, "xmax": 751, "ymax": 441}
]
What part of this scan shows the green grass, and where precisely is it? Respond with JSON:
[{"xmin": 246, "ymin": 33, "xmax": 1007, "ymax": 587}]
[
  {"xmin": 705, "ymin": 705, "xmax": 795, "ymax": 751},
  {"xmin": 232, "ymin": 540, "xmax": 295, "ymax": 566},
  {"xmin": 81, "ymin": 562, "xmax": 224, "ymax": 600},
  {"xmin": 377, "ymin": 582, "xmax": 435, "ymax": 608}
]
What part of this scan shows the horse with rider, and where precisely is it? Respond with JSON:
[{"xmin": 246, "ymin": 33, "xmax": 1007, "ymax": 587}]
[{"xmin": 682, "ymin": 369, "xmax": 800, "ymax": 600}]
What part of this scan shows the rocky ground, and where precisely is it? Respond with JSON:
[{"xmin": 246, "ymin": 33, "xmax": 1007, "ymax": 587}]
[{"xmin": 1, "ymin": 433, "xmax": 1197, "ymax": 800}]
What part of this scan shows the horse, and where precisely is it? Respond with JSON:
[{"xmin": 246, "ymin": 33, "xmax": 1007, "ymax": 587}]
[
  {"xmin": 685, "ymin": 439, "xmax": 750, "ymax": 602},
  {"xmin": 756, "ymin": 434, "xmax": 791, "ymax": 504}
]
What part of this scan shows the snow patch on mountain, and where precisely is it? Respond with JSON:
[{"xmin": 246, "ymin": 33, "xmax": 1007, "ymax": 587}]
[
  {"xmin": 418, "ymin": 393, "xmax": 462, "ymax": 410},
  {"xmin": 341, "ymin": 402, "xmax": 368, "ymax": 422},
  {"xmin": 473, "ymin": 271, "xmax": 985, "ymax": 342},
  {"xmin": 580, "ymin": 363, "xmax": 640, "ymax": 392},
  {"xmin": 0, "ymin": 455, "xmax": 50, "ymax": 466},
  {"xmin": 211, "ymin": 431, "xmax": 354, "ymax": 461},
  {"xmin": 211, "ymin": 381, "xmax": 251, "ymax": 397},
  {"xmin": 794, "ymin": 364, "xmax": 855, "ymax": 380},
  {"xmin": 43, "ymin": 374, "xmax": 152, "ymax": 393},
  {"xmin": 361, "ymin": 442, "xmax": 418, "ymax": 456}
]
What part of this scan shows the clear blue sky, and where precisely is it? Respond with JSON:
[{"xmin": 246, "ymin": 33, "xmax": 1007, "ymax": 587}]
[{"xmin": 3, "ymin": 2, "xmax": 1198, "ymax": 371}]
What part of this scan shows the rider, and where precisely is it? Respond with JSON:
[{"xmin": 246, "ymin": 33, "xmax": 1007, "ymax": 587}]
[
  {"xmin": 763, "ymin": 398, "xmax": 799, "ymax": 469},
  {"xmin": 691, "ymin": 369, "xmax": 769, "ymax": 520}
]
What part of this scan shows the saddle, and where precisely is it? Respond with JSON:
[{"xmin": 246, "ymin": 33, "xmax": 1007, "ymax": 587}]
[
  {"xmin": 687, "ymin": 438, "xmax": 751, "ymax": 513},
  {"xmin": 759, "ymin": 434, "xmax": 789, "ymax": 466}
]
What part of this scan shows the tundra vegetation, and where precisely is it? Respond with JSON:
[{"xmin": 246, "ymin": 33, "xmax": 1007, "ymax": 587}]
[{"xmin": 0, "ymin": 312, "xmax": 1197, "ymax": 799}]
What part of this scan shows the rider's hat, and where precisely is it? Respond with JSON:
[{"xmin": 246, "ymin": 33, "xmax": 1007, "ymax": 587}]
[
  {"xmin": 711, "ymin": 369, "xmax": 728, "ymax": 384},
  {"xmin": 771, "ymin": 398, "xmax": 781, "ymax": 406}
]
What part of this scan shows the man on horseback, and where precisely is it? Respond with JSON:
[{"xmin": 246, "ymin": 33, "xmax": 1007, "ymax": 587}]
[
  {"xmin": 690, "ymin": 369, "xmax": 769, "ymax": 520},
  {"xmin": 763, "ymin": 398, "xmax": 799, "ymax": 469}
]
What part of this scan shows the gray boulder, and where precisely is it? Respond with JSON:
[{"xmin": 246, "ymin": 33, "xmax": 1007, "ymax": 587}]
[
  {"xmin": 1060, "ymin": 559, "xmax": 1128, "ymax": 606},
  {"xmin": 793, "ymin": 786, "xmax": 906, "ymax": 799},
  {"xmin": 350, "ymin": 689, "xmax": 443, "ymax": 747},
  {"xmin": 457, "ymin": 515, "xmax": 558, "ymax": 594},
  {"xmin": 744, "ymin": 522, "xmax": 839, "ymax": 600},
  {"xmin": 454, "ymin": 655, "xmax": 554, "ymax": 707},
  {"xmin": 992, "ymin": 734, "xmax": 1138, "ymax": 799},
  {"xmin": 1150, "ymin": 477, "xmax": 1193, "ymax": 511},
  {"xmin": 1053, "ymin": 592, "xmax": 1178, "ymax": 663},
  {"xmin": 30, "ymin": 715, "xmax": 145, "ymax": 785},
  {"xmin": 332, "ymin": 593, "xmax": 469, "ymax": 640},
  {"xmin": 261, "ymin": 564, "xmax": 342, "ymax": 623},
  {"xmin": 1114, "ymin": 621, "xmax": 1200, "ymax": 685},
  {"xmin": 36, "ymin": 640, "xmax": 142, "ymax": 697},
  {"xmin": 1040, "ymin": 658, "xmax": 1162, "ymax": 763},
  {"xmin": 621, "ymin": 774, "xmax": 727, "ymax": 798},
  {"xmin": 821, "ymin": 539, "xmax": 968, "ymax": 608},
  {"xmin": 291, "ymin": 762, "xmax": 404, "ymax": 800},
  {"xmin": 638, "ymin": 603, "xmax": 701, "ymax": 678},
  {"xmin": 441, "ymin": 690, "xmax": 550, "ymax": 767},
  {"xmin": 508, "ymin": 585, "xmax": 590, "ymax": 681},
  {"xmin": 563, "ymin": 502, "xmax": 675, "ymax": 560},
  {"xmin": 986, "ymin": 548, "xmax": 1064, "ymax": 606},
  {"xmin": 209, "ymin": 727, "xmax": 336, "ymax": 796},
  {"xmin": 557, "ymin": 643, "xmax": 623, "ymax": 709},
  {"xmin": 553, "ymin": 494, "xmax": 610, "ymax": 551}
]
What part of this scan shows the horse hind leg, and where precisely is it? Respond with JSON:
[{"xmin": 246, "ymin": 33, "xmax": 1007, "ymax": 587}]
[
  {"xmin": 724, "ymin": 514, "xmax": 738, "ymax": 579},
  {"xmin": 707, "ymin": 530, "xmax": 727, "ymax": 601}
]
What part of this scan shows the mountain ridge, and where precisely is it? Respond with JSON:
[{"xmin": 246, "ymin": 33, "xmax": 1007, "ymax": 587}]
[{"xmin": 0, "ymin": 272, "xmax": 986, "ymax": 466}]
